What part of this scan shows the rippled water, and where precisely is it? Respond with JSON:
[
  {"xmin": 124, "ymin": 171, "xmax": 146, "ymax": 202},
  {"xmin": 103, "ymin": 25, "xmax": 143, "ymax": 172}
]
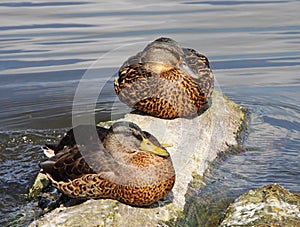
[{"xmin": 0, "ymin": 0, "xmax": 299, "ymax": 225}]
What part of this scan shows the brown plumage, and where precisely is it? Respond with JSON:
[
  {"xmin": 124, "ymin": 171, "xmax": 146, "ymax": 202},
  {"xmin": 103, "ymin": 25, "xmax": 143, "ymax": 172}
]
[
  {"xmin": 114, "ymin": 37, "xmax": 214, "ymax": 119},
  {"xmin": 40, "ymin": 121, "xmax": 175, "ymax": 207}
]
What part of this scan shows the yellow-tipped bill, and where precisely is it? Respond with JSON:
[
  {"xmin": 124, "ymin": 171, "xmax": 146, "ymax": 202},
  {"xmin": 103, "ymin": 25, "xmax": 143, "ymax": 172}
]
[{"xmin": 139, "ymin": 138, "xmax": 169, "ymax": 157}]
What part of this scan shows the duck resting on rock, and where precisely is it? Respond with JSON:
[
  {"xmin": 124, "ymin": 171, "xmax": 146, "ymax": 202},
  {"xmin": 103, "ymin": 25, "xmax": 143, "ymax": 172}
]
[
  {"xmin": 40, "ymin": 121, "xmax": 175, "ymax": 207},
  {"xmin": 114, "ymin": 37, "xmax": 214, "ymax": 119}
]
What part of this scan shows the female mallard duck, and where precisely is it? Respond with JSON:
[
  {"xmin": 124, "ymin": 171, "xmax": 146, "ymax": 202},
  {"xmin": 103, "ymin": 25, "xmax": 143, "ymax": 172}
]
[
  {"xmin": 40, "ymin": 121, "xmax": 175, "ymax": 207},
  {"xmin": 114, "ymin": 37, "xmax": 214, "ymax": 119}
]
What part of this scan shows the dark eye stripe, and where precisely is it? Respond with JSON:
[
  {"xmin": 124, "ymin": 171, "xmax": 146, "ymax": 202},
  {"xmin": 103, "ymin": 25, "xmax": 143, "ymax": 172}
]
[{"xmin": 131, "ymin": 129, "xmax": 143, "ymax": 141}]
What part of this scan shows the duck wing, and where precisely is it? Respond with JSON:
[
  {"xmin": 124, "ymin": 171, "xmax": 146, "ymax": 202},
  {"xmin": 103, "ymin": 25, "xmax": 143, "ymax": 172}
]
[
  {"xmin": 48, "ymin": 125, "xmax": 109, "ymax": 154},
  {"xmin": 182, "ymin": 48, "xmax": 214, "ymax": 99},
  {"xmin": 40, "ymin": 125, "xmax": 112, "ymax": 182},
  {"xmin": 40, "ymin": 145, "xmax": 95, "ymax": 181}
]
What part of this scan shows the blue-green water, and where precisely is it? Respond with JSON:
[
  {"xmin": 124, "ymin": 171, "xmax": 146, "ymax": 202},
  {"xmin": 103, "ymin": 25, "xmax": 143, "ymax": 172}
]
[{"xmin": 0, "ymin": 0, "xmax": 299, "ymax": 225}]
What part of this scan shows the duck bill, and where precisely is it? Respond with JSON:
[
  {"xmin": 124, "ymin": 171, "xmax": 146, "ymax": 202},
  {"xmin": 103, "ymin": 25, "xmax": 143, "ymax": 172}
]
[{"xmin": 140, "ymin": 138, "xmax": 169, "ymax": 157}]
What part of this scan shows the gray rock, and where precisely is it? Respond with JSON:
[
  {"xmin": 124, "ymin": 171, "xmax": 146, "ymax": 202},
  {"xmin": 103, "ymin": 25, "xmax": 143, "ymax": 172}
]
[
  {"xmin": 30, "ymin": 91, "xmax": 247, "ymax": 226},
  {"xmin": 220, "ymin": 184, "xmax": 300, "ymax": 226}
]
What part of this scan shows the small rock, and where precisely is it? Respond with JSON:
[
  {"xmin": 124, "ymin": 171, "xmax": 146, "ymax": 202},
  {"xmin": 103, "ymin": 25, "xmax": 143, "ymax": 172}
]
[
  {"xmin": 220, "ymin": 184, "xmax": 300, "ymax": 226},
  {"xmin": 28, "ymin": 171, "xmax": 50, "ymax": 199}
]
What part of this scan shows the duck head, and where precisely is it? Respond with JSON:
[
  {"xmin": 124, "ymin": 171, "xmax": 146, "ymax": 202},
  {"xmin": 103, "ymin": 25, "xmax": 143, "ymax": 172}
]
[
  {"xmin": 104, "ymin": 121, "xmax": 170, "ymax": 162},
  {"xmin": 140, "ymin": 37, "xmax": 184, "ymax": 73}
]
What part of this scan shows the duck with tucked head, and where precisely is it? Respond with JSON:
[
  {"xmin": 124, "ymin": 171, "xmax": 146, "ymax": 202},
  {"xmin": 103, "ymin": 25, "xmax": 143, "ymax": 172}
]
[
  {"xmin": 40, "ymin": 121, "xmax": 175, "ymax": 207},
  {"xmin": 114, "ymin": 37, "xmax": 214, "ymax": 119}
]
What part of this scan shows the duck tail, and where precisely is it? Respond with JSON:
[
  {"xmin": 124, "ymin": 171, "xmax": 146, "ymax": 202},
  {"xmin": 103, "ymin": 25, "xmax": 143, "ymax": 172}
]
[{"xmin": 41, "ymin": 145, "xmax": 56, "ymax": 158}]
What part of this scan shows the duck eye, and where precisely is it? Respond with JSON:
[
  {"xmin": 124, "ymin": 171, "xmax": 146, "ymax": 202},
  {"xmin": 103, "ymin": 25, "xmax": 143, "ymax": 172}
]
[{"xmin": 132, "ymin": 132, "xmax": 143, "ymax": 141}]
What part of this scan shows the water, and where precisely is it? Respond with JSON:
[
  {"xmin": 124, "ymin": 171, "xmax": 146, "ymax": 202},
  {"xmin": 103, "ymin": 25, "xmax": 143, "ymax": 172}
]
[{"xmin": 0, "ymin": 0, "xmax": 299, "ymax": 225}]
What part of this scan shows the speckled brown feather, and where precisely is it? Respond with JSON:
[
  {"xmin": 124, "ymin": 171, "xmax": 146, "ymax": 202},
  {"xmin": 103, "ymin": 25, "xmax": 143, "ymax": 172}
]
[
  {"xmin": 47, "ymin": 172, "xmax": 175, "ymax": 207},
  {"xmin": 182, "ymin": 48, "xmax": 214, "ymax": 99},
  {"xmin": 114, "ymin": 38, "xmax": 214, "ymax": 119},
  {"xmin": 46, "ymin": 150, "xmax": 175, "ymax": 207},
  {"xmin": 40, "ymin": 122, "xmax": 175, "ymax": 207}
]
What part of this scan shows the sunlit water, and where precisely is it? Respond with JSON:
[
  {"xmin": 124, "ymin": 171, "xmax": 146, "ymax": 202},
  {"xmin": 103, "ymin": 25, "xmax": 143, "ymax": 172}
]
[{"xmin": 0, "ymin": 0, "xmax": 299, "ymax": 225}]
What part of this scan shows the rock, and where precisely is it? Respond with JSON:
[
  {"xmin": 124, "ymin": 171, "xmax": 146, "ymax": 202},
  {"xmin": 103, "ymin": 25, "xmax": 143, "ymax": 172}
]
[
  {"xmin": 29, "ymin": 171, "xmax": 50, "ymax": 199},
  {"xmin": 220, "ymin": 184, "xmax": 300, "ymax": 226},
  {"xmin": 30, "ymin": 91, "xmax": 247, "ymax": 226}
]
